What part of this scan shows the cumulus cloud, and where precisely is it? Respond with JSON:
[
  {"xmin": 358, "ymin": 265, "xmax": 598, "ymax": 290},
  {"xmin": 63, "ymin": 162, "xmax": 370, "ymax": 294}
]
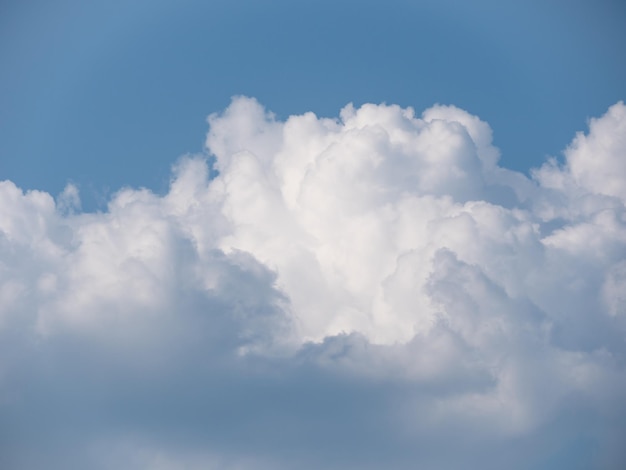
[{"xmin": 1, "ymin": 98, "xmax": 625, "ymax": 469}]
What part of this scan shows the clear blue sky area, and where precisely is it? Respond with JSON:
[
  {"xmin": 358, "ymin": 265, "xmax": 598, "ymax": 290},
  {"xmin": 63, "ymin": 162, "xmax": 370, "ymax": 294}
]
[{"xmin": 1, "ymin": 0, "xmax": 625, "ymax": 210}]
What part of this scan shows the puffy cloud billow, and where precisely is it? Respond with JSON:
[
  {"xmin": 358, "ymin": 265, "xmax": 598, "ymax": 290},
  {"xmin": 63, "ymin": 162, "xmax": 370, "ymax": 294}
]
[{"xmin": 1, "ymin": 98, "xmax": 626, "ymax": 469}]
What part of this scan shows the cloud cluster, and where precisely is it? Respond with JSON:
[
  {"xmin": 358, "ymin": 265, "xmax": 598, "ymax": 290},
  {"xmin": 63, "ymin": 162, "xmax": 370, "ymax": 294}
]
[{"xmin": 1, "ymin": 98, "xmax": 625, "ymax": 469}]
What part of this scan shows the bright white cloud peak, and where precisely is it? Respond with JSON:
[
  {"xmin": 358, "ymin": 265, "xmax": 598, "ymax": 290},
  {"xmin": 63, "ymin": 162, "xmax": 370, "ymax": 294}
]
[{"xmin": 1, "ymin": 98, "xmax": 625, "ymax": 469}]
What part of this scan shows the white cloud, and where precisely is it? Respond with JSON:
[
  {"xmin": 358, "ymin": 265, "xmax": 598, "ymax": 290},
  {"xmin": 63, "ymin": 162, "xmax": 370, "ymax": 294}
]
[
  {"xmin": 558, "ymin": 101, "xmax": 626, "ymax": 201},
  {"xmin": 1, "ymin": 98, "xmax": 625, "ymax": 469},
  {"xmin": 56, "ymin": 183, "xmax": 81, "ymax": 215}
]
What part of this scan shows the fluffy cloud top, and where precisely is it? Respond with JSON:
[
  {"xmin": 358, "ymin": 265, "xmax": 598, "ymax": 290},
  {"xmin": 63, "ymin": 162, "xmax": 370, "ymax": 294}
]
[{"xmin": 1, "ymin": 98, "xmax": 625, "ymax": 469}]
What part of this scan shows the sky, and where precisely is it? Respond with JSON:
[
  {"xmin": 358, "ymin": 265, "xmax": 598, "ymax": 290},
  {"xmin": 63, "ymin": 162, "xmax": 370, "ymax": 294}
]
[
  {"xmin": 2, "ymin": 0, "xmax": 625, "ymax": 208},
  {"xmin": 1, "ymin": 1, "xmax": 626, "ymax": 469}
]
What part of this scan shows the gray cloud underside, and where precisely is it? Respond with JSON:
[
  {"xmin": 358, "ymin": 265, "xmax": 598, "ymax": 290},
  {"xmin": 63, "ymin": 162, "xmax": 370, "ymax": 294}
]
[{"xmin": 1, "ymin": 99, "xmax": 625, "ymax": 469}]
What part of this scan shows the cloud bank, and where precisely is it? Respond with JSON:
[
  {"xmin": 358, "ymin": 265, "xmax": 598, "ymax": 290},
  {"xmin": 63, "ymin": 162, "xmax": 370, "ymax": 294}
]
[{"xmin": 1, "ymin": 98, "xmax": 625, "ymax": 469}]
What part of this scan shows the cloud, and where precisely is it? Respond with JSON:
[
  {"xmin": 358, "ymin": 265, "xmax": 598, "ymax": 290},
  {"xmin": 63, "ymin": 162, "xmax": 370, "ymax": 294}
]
[
  {"xmin": 535, "ymin": 101, "xmax": 626, "ymax": 202},
  {"xmin": 1, "ymin": 98, "xmax": 625, "ymax": 469}
]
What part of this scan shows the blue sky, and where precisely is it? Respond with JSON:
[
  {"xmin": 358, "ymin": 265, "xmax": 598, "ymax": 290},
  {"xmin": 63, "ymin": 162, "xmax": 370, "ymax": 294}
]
[
  {"xmin": 1, "ymin": 1, "xmax": 626, "ymax": 469},
  {"xmin": 2, "ymin": 0, "xmax": 624, "ymax": 209}
]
